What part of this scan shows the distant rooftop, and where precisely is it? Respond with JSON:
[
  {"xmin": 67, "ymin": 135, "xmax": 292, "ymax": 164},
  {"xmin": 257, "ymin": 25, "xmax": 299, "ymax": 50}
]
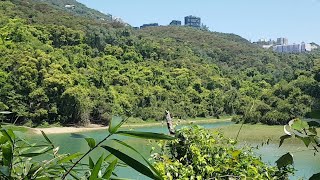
[{"xmin": 140, "ymin": 23, "xmax": 159, "ymax": 29}]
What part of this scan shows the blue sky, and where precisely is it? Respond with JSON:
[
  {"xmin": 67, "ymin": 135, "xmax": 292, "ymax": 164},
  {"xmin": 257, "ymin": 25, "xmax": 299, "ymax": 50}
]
[{"xmin": 77, "ymin": 0, "xmax": 320, "ymax": 44}]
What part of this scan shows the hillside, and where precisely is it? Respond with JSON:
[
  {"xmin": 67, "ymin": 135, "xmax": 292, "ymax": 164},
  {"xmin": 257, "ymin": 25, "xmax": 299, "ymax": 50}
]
[
  {"xmin": 136, "ymin": 26, "xmax": 314, "ymax": 83},
  {"xmin": 0, "ymin": 0, "xmax": 319, "ymax": 127},
  {"xmin": 6, "ymin": 0, "xmax": 124, "ymax": 30},
  {"xmin": 32, "ymin": 0, "xmax": 113, "ymax": 21}
]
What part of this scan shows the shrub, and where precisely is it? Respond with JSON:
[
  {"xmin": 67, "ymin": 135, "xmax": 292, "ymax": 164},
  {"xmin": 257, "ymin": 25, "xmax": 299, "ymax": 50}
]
[{"xmin": 153, "ymin": 126, "xmax": 293, "ymax": 179}]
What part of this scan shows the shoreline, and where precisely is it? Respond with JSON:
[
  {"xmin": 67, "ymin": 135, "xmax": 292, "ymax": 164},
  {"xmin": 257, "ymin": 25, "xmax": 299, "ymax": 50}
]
[{"xmin": 31, "ymin": 118, "xmax": 231, "ymax": 135}]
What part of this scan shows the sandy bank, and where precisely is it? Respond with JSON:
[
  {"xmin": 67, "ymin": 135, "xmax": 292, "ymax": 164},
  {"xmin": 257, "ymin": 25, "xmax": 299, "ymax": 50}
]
[
  {"xmin": 32, "ymin": 118, "xmax": 231, "ymax": 135},
  {"xmin": 33, "ymin": 124, "xmax": 108, "ymax": 134}
]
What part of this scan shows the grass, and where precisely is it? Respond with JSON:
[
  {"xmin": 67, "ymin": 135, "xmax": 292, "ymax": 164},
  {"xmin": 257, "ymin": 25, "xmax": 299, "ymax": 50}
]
[
  {"xmin": 1, "ymin": 124, "xmax": 30, "ymax": 133},
  {"xmin": 186, "ymin": 116, "xmax": 232, "ymax": 121},
  {"xmin": 215, "ymin": 124, "xmax": 320, "ymax": 144},
  {"xmin": 122, "ymin": 117, "xmax": 232, "ymax": 129},
  {"xmin": 126, "ymin": 116, "xmax": 232, "ymax": 124},
  {"xmin": 125, "ymin": 117, "xmax": 157, "ymax": 124},
  {"xmin": 123, "ymin": 116, "xmax": 231, "ymax": 127},
  {"xmin": 216, "ymin": 124, "xmax": 284, "ymax": 141}
]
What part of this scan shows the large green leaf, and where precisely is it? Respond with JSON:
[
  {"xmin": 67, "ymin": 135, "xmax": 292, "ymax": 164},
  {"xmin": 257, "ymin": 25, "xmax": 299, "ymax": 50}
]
[
  {"xmin": 291, "ymin": 119, "xmax": 309, "ymax": 131},
  {"xmin": 0, "ymin": 134, "xmax": 8, "ymax": 145},
  {"xmin": 310, "ymin": 172, "xmax": 320, "ymax": 180},
  {"xmin": 116, "ymin": 131, "xmax": 176, "ymax": 140},
  {"xmin": 57, "ymin": 152, "xmax": 83, "ymax": 164},
  {"xmin": 1, "ymin": 143, "xmax": 13, "ymax": 166},
  {"xmin": 89, "ymin": 155, "xmax": 104, "ymax": 180},
  {"xmin": 89, "ymin": 156, "xmax": 94, "ymax": 169},
  {"xmin": 101, "ymin": 145, "xmax": 161, "ymax": 180},
  {"xmin": 279, "ymin": 135, "xmax": 291, "ymax": 147},
  {"xmin": 297, "ymin": 136, "xmax": 312, "ymax": 147},
  {"xmin": 1, "ymin": 129, "xmax": 14, "ymax": 144},
  {"xmin": 102, "ymin": 159, "xmax": 118, "ymax": 179},
  {"xmin": 111, "ymin": 139, "xmax": 162, "ymax": 178},
  {"xmin": 41, "ymin": 131, "xmax": 54, "ymax": 148},
  {"xmin": 85, "ymin": 138, "xmax": 96, "ymax": 149},
  {"xmin": 20, "ymin": 147, "xmax": 53, "ymax": 157},
  {"xmin": 104, "ymin": 154, "xmax": 114, "ymax": 162},
  {"xmin": 276, "ymin": 152, "xmax": 293, "ymax": 168},
  {"xmin": 109, "ymin": 116, "xmax": 125, "ymax": 134},
  {"xmin": 6, "ymin": 129, "xmax": 15, "ymax": 140}
]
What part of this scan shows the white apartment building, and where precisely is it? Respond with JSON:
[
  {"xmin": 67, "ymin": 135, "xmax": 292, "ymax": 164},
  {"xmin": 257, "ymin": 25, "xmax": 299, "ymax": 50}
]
[{"xmin": 273, "ymin": 42, "xmax": 312, "ymax": 53}]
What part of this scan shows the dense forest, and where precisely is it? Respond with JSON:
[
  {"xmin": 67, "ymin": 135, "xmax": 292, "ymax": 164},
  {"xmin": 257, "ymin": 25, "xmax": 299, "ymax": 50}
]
[
  {"xmin": 32, "ymin": 0, "xmax": 113, "ymax": 21},
  {"xmin": 0, "ymin": 0, "xmax": 320, "ymax": 127}
]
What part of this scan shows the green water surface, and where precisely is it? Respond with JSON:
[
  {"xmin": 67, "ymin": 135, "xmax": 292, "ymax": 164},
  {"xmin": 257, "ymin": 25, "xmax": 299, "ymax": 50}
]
[{"xmin": 23, "ymin": 121, "xmax": 320, "ymax": 180}]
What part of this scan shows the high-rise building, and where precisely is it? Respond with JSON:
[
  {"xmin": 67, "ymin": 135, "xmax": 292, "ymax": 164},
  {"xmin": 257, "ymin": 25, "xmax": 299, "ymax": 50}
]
[
  {"xmin": 301, "ymin": 42, "xmax": 312, "ymax": 52},
  {"xmin": 277, "ymin": 38, "xmax": 288, "ymax": 45},
  {"xmin": 184, "ymin": 15, "xmax": 201, "ymax": 28},
  {"xmin": 273, "ymin": 42, "xmax": 312, "ymax": 53},
  {"xmin": 169, "ymin": 20, "xmax": 182, "ymax": 26},
  {"xmin": 140, "ymin": 23, "xmax": 159, "ymax": 29}
]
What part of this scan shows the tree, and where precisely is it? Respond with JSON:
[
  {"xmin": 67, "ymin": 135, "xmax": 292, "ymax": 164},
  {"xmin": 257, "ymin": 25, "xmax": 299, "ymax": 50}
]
[
  {"xmin": 207, "ymin": 89, "xmax": 225, "ymax": 118},
  {"xmin": 60, "ymin": 86, "xmax": 93, "ymax": 126}
]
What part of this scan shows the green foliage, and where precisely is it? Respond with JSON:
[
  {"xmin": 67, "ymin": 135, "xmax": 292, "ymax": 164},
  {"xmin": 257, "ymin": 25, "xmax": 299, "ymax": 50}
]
[
  {"xmin": 280, "ymin": 118, "xmax": 320, "ymax": 179},
  {"xmin": 310, "ymin": 173, "xmax": 320, "ymax": 180},
  {"xmin": 116, "ymin": 131, "xmax": 176, "ymax": 140},
  {"xmin": 0, "ymin": 128, "xmax": 65, "ymax": 179},
  {"xmin": 281, "ymin": 118, "xmax": 319, "ymax": 150},
  {"xmin": 60, "ymin": 115, "xmax": 174, "ymax": 179},
  {"xmin": 102, "ymin": 145, "xmax": 161, "ymax": 180},
  {"xmin": 153, "ymin": 126, "xmax": 293, "ymax": 179},
  {"xmin": 0, "ymin": 0, "xmax": 319, "ymax": 127},
  {"xmin": 1, "ymin": 0, "xmax": 319, "ymax": 179},
  {"xmin": 0, "ymin": 116, "xmax": 174, "ymax": 179},
  {"xmin": 32, "ymin": 0, "xmax": 113, "ymax": 22},
  {"xmin": 276, "ymin": 153, "xmax": 294, "ymax": 169}
]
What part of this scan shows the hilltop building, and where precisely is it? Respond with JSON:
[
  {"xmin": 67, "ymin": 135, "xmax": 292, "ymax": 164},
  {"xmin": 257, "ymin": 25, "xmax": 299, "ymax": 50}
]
[
  {"xmin": 273, "ymin": 42, "xmax": 312, "ymax": 53},
  {"xmin": 140, "ymin": 23, "xmax": 159, "ymax": 29},
  {"xmin": 254, "ymin": 37, "xmax": 314, "ymax": 53},
  {"xmin": 65, "ymin": 4, "xmax": 75, "ymax": 9},
  {"xmin": 138, "ymin": 15, "xmax": 205, "ymax": 29},
  {"xmin": 169, "ymin": 20, "xmax": 182, "ymax": 26},
  {"xmin": 277, "ymin": 38, "xmax": 288, "ymax": 45},
  {"xmin": 253, "ymin": 38, "xmax": 275, "ymax": 49},
  {"xmin": 255, "ymin": 38, "xmax": 275, "ymax": 45},
  {"xmin": 184, "ymin": 15, "xmax": 201, "ymax": 28},
  {"xmin": 311, "ymin": 43, "xmax": 319, "ymax": 51},
  {"xmin": 301, "ymin": 42, "xmax": 312, "ymax": 52}
]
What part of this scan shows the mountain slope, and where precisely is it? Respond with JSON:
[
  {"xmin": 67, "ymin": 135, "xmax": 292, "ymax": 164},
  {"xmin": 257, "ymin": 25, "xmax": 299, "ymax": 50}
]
[
  {"xmin": 0, "ymin": 0, "xmax": 319, "ymax": 126},
  {"xmin": 135, "ymin": 26, "xmax": 312, "ymax": 82},
  {"xmin": 33, "ymin": 0, "xmax": 113, "ymax": 21},
  {"xmin": 5, "ymin": 0, "xmax": 124, "ymax": 30}
]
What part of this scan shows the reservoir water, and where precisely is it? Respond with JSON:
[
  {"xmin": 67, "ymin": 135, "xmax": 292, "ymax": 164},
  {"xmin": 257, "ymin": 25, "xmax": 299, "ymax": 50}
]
[{"xmin": 24, "ymin": 121, "xmax": 320, "ymax": 180}]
